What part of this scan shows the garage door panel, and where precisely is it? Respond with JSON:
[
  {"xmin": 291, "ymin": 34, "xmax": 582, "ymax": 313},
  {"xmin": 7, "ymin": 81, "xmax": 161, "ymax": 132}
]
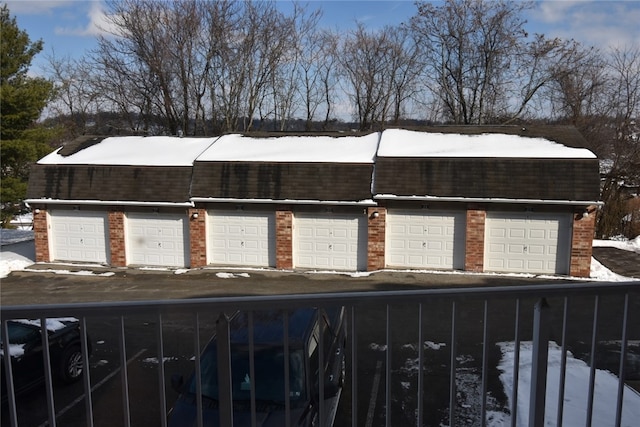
[
  {"xmin": 529, "ymin": 229, "xmax": 546, "ymax": 239},
  {"xmin": 207, "ymin": 211, "xmax": 275, "ymax": 268},
  {"xmin": 408, "ymin": 225, "xmax": 424, "ymax": 235},
  {"xmin": 386, "ymin": 210, "xmax": 466, "ymax": 270},
  {"xmin": 490, "ymin": 229, "xmax": 506, "ymax": 238},
  {"xmin": 509, "ymin": 228, "xmax": 526, "ymax": 239},
  {"xmin": 485, "ymin": 213, "xmax": 571, "ymax": 275},
  {"xmin": 508, "ymin": 259, "xmax": 525, "ymax": 269}
]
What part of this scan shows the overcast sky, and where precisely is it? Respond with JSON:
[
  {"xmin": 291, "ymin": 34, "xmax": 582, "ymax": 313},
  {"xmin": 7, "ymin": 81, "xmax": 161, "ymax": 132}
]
[{"xmin": 4, "ymin": 0, "xmax": 639, "ymax": 74}]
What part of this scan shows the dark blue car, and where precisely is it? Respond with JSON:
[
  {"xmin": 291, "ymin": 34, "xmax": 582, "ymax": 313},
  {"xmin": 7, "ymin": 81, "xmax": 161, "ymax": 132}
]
[
  {"xmin": 1, "ymin": 318, "xmax": 90, "ymax": 404},
  {"xmin": 168, "ymin": 307, "xmax": 346, "ymax": 426}
]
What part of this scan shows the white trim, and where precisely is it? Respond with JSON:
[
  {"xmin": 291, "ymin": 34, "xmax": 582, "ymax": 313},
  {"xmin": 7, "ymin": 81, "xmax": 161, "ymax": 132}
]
[
  {"xmin": 25, "ymin": 199, "xmax": 194, "ymax": 208},
  {"xmin": 373, "ymin": 194, "xmax": 602, "ymax": 207},
  {"xmin": 190, "ymin": 197, "xmax": 377, "ymax": 206}
]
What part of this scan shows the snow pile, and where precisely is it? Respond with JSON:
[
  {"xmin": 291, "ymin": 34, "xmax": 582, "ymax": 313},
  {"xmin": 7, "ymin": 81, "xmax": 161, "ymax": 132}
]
[
  {"xmin": 378, "ymin": 129, "xmax": 596, "ymax": 158},
  {"xmin": 590, "ymin": 258, "xmax": 633, "ymax": 282},
  {"xmin": 215, "ymin": 272, "xmax": 251, "ymax": 279},
  {"xmin": 0, "ymin": 229, "xmax": 35, "ymax": 278},
  {"xmin": 497, "ymin": 341, "xmax": 640, "ymax": 427},
  {"xmin": 0, "ymin": 253, "xmax": 33, "ymax": 279}
]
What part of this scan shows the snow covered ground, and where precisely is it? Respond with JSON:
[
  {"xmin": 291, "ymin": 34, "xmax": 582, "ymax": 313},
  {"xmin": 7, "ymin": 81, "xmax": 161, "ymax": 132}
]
[{"xmin": 497, "ymin": 341, "xmax": 640, "ymax": 427}]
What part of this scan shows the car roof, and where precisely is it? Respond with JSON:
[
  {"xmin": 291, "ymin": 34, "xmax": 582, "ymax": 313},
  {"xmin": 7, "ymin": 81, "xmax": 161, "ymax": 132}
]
[{"xmin": 228, "ymin": 308, "xmax": 318, "ymax": 346}]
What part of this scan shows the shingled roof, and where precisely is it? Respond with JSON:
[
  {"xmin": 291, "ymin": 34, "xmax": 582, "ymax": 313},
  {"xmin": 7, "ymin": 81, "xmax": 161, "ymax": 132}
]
[
  {"xmin": 191, "ymin": 133, "xmax": 379, "ymax": 203},
  {"xmin": 26, "ymin": 127, "xmax": 601, "ymax": 206},
  {"xmin": 27, "ymin": 136, "xmax": 215, "ymax": 204},
  {"xmin": 374, "ymin": 128, "xmax": 599, "ymax": 202}
]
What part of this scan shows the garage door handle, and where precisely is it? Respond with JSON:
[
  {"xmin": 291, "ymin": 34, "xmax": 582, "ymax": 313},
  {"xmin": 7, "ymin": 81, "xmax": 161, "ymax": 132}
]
[
  {"xmin": 524, "ymin": 245, "xmax": 528, "ymax": 253},
  {"xmin": 329, "ymin": 244, "xmax": 333, "ymax": 250}
]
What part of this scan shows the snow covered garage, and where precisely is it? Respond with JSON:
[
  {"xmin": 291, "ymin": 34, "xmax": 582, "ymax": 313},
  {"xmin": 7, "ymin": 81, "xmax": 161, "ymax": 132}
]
[
  {"xmin": 26, "ymin": 136, "xmax": 215, "ymax": 268},
  {"xmin": 190, "ymin": 133, "xmax": 378, "ymax": 271},
  {"xmin": 373, "ymin": 127, "xmax": 600, "ymax": 276},
  {"xmin": 26, "ymin": 126, "xmax": 600, "ymax": 277}
]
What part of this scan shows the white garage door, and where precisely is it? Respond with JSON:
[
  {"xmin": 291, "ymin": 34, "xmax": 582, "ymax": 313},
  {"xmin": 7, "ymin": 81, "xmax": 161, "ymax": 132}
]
[
  {"xmin": 126, "ymin": 213, "xmax": 189, "ymax": 267},
  {"xmin": 49, "ymin": 210, "xmax": 109, "ymax": 264},
  {"xmin": 294, "ymin": 213, "xmax": 367, "ymax": 271},
  {"xmin": 485, "ymin": 212, "xmax": 572, "ymax": 274},
  {"xmin": 386, "ymin": 210, "xmax": 466, "ymax": 269},
  {"xmin": 208, "ymin": 211, "xmax": 275, "ymax": 267}
]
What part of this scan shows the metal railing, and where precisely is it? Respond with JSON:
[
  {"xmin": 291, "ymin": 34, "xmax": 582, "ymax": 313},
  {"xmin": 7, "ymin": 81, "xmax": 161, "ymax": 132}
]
[{"xmin": 2, "ymin": 281, "xmax": 638, "ymax": 427}]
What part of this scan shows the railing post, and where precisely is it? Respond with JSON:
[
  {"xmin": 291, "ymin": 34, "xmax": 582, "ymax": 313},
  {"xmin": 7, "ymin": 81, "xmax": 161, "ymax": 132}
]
[
  {"xmin": 2, "ymin": 320, "xmax": 19, "ymax": 427},
  {"xmin": 529, "ymin": 298, "xmax": 550, "ymax": 427},
  {"xmin": 216, "ymin": 312, "xmax": 234, "ymax": 427}
]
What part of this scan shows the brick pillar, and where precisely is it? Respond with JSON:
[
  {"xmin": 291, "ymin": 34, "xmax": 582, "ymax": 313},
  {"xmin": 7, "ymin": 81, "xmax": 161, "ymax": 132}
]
[
  {"xmin": 32, "ymin": 208, "xmax": 50, "ymax": 262},
  {"xmin": 570, "ymin": 207, "xmax": 596, "ymax": 277},
  {"xmin": 108, "ymin": 210, "xmax": 126, "ymax": 267},
  {"xmin": 465, "ymin": 208, "xmax": 486, "ymax": 272},
  {"xmin": 276, "ymin": 207, "xmax": 293, "ymax": 269},
  {"xmin": 189, "ymin": 208, "xmax": 207, "ymax": 268},
  {"xmin": 367, "ymin": 207, "xmax": 386, "ymax": 271}
]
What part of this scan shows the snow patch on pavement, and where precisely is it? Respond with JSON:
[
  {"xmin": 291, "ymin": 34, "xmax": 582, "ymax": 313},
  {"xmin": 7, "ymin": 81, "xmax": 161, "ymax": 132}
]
[{"xmin": 497, "ymin": 341, "xmax": 640, "ymax": 427}]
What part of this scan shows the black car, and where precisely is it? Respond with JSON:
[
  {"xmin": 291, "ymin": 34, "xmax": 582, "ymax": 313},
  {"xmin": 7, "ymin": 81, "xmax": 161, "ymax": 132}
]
[
  {"xmin": 1, "ymin": 318, "xmax": 90, "ymax": 403},
  {"xmin": 168, "ymin": 307, "xmax": 346, "ymax": 427}
]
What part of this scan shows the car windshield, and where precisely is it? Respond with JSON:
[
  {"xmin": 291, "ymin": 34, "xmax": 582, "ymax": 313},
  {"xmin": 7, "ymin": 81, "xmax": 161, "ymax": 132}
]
[{"xmin": 188, "ymin": 344, "xmax": 306, "ymax": 405}]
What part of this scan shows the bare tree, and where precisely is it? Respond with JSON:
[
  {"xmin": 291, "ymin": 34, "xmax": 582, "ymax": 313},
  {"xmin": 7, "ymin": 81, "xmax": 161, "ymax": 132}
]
[
  {"xmin": 340, "ymin": 24, "xmax": 415, "ymax": 130},
  {"xmin": 597, "ymin": 46, "xmax": 640, "ymax": 238},
  {"xmin": 409, "ymin": 0, "xmax": 578, "ymax": 124},
  {"xmin": 44, "ymin": 52, "xmax": 102, "ymax": 135},
  {"xmin": 317, "ymin": 30, "xmax": 341, "ymax": 130},
  {"xmin": 261, "ymin": 3, "xmax": 322, "ymax": 131}
]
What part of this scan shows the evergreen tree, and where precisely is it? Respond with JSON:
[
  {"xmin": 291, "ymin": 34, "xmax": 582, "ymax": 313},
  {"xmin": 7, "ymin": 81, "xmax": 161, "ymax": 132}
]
[{"xmin": 1, "ymin": 5, "xmax": 58, "ymax": 227}]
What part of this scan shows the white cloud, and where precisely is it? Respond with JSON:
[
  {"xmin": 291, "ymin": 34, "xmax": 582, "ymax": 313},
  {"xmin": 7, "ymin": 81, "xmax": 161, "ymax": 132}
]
[
  {"xmin": 4, "ymin": 0, "xmax": 73, "ymax": 15},
  {"xmin": 532, "ymin": 1, "xmax": 640, "ymax": 51},
  {"xmin": 53, "ymin": 1, "xmax": 117, "ymax": 37}
]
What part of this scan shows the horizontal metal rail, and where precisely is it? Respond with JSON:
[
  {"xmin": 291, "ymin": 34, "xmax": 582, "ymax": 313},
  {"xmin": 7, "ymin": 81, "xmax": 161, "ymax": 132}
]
[{"xmin": 2, "ymin": 281, "xmax": 638, "ymax": 427}]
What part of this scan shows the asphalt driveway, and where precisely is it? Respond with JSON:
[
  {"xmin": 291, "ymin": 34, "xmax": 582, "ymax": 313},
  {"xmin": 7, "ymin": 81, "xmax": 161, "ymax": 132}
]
[{"xmin": 0, "ymin": 264, "xmax": 562, "ymax": 306}]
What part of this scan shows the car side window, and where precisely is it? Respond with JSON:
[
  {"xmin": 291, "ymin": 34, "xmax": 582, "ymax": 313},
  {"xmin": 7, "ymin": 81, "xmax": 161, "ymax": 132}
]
[{"xmin": 7, "ymin": 323, "xmax": 41, "ymax": 345}]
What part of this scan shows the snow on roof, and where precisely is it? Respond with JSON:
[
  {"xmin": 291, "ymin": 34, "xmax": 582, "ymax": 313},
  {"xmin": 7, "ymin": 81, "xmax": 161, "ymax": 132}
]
[
  {"xmin": 196, "ymin": 133, "xmax": 380, "ymax": 163},
  {"xmin": 38, "ymin": 136, "xmax": 217, "ymax": 166},
  {"xmin": 378, "ymin": 129, "xmax": 596, "ymax": 159},
  {"xmin": 35, "ymin": 129, "xmax": 596, "ymax": 166}
]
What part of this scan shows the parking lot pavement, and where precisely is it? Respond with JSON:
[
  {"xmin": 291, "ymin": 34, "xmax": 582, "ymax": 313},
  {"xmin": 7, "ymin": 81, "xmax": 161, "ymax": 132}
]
[
  {"xmin": 592, "ymin": 247, "xmax": 640, "ymax": 278},
  {"xmin": 0, "ymin": 264, "xmax": 566, "ymax": 306}
]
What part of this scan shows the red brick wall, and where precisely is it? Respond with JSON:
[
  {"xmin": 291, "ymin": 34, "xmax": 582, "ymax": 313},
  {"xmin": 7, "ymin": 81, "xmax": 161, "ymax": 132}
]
[
  {"xmin": 367, "ymin": 207, "xmax": 386, "ymax": 271},
  {"xmin": 276, "ymin": 207, "xmax": 293, "ymax": 269},
  {"xmin": 189, "ymin": 208, "xmax": 207, "ymax": 268},
  {"xmin": 108, "ymin": 210, "xmax": 126, "ymax": 267},
  {"xmin": 465, "ymin": 208, "xmax": 486, "ymax": 272},
  {"xmin": 32, "ymin": 208, "xmax": 50, "ymax": 262},
  {"xmin": 570, "ymin": 207, "xmax": 596, "ymax": 277}
]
